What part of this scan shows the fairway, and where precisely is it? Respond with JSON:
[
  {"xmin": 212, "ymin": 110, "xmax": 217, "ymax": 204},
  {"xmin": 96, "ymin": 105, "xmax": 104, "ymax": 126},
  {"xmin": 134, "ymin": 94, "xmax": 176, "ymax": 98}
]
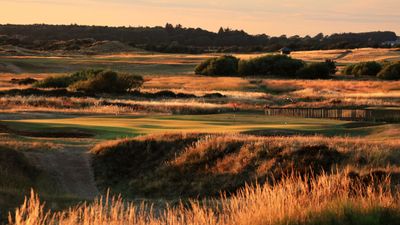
[{"xmin": 2, "ymin": 112, "xmax": 390, "ymax": 140}]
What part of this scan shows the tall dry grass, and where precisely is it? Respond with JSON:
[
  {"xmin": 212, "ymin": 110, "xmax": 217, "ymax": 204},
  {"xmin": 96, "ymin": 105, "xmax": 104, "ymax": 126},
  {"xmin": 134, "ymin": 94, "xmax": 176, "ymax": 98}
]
[
  {"xmin": 0, "ymin": 96, "xmax": 236, "ymax": 115},
  {"xmin": 8, "ymin": 173, "xmax": 400, "ymax": 225}
]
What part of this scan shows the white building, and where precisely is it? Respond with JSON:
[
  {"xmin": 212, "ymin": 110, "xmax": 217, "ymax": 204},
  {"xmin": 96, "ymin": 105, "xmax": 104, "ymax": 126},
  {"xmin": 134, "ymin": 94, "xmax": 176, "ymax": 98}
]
[{"xmin": 382, "ymin": 38, "xmax": 400, "ymax": 47}]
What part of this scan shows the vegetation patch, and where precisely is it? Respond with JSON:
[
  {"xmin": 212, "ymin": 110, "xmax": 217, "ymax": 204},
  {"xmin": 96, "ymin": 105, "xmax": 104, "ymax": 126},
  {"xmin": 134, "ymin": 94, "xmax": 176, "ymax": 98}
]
[
  {"xmin": 34, "ymin": 69, "xmax": 144, "ymax": 93},
  {"xmin": 91, "ymin": 134, "xmax": 350, "ymax": 198},
  {"xmin": 238, "ymin": 54, "xmax": 304, "ymax": 77},
  {"xmin": 344, "ymin": 61, "xmax": 383, "ymax": 76},
  {"xmin": 377, "ymin": 61, "xmax": 400, "ymax": 80},
  {"xmin": 0, "ymin": 146, "xmax": 39, "ymax": 192},
  {"xmin": 0, "ymin": 146, "xmax": 56, "ymax": 222},
  {"xmin": 9, "ymin": 77, "xmax": 38, "ymax": 85},
  {"xmin": 296, "ymin": 61, "xmax": 336, "ymax": 79},
  {"xmin": 195, "ymin": 55, "xmax": 239, "ymax": 76},
  {"xmin": 195, "ymin": 54, "xmax": 337, "ymax": 78}
]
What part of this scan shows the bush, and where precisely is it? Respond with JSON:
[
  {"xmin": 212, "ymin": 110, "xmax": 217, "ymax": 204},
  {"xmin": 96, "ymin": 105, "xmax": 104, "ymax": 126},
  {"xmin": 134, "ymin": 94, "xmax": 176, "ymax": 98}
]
[
  {"xmin": 34, "ymin": 69, "xmax": 143, "ymax": 94},
  {"xmin": 10, "ymin": 77, "xmax": 38, "ymax": 85},
  {"xmin": 343, "ymin": 61, "xmax": 382, "ymax": 76},
  {"xmin": 377, "ymin": 62, "xmax": 400, "ymax": 80},
  {"xmin": 34, "ymin": 75, "xmax": 74, "ymax": 88},
  {"xmin": 238, "ymin": 54, "xmax": 304, "ymax": 77},
  {"xmin": 34, "ymin": 69, "xmax": 103, "ymax": 88},
  {"xmin": 195, "ymin": 55, "xmax": 239, "ymax": 76},
  {"xmin": 71, "ymin": 71, "xmax": 144, "ymax": 93},
  {"xmin": 343, "ymin": 64, "xmax": 356, "ymax": 75},
  {"xmin": 296, "ymin": 62, "xmax": 332, "ymax": 79},
  {"xmin": 325, "ymin": 59, "xmax": 338, "ymax": 75}
]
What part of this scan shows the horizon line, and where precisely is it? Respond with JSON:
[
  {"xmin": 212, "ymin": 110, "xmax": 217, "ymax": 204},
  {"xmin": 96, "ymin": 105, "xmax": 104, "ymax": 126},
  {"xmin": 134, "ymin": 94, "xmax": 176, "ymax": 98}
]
[{"xmin": 0, "ymin": 23, "xmax": 398, "ymax": 37}]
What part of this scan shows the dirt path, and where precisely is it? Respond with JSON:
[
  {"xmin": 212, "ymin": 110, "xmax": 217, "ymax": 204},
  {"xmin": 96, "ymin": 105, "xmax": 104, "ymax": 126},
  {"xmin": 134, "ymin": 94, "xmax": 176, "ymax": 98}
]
[{"xmin": 24, "ymin": 144, "xmax": 99, "ymax": 199}]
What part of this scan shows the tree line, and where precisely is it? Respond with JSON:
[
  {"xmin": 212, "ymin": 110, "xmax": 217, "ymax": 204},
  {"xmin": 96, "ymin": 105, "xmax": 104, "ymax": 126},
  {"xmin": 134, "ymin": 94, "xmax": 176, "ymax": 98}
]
[
  {"xmin": 195, "ymin": 54, "xmax": 400, "ymax": 80},
  {"xmin": 0, "ymin": 24, "xmax": 398, "ymax": 53}
]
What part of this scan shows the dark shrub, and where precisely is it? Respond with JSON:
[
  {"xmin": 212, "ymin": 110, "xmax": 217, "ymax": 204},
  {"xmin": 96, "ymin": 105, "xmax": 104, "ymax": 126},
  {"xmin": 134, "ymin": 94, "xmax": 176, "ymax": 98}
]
[
  {"xmin": 34, "ymin": 69, "xmax": 103, "ymax": 88},
  {"xmin": 353, "ymin": 61, "xmax": 382, "ymax": 76},
  {"xmin": 296, "ymin": 62, "xmax": 331, "ymax": 79},
  {"xmin": 176, "ymin": 93, "xmax": 197, "ymax": 98},
  {"xmin": 0, "ymin": 88, "xmax": 89, "ymax": 97},
  {"xmin": 343, "ymin": 64, "xmax": 356, "ymax": 75},
  {"xmin": 195, "ymin": 55, "xmax": 239, "ymax": 76},
  {"xmin": 34, "ymin": 75, "xmax": 74, "ymax": 88},
  {"xmin": 195, "ymin": 58, "xmax": 213, "ymax": 75},
  {"xmin": 325, "ymin": 59, "xmax": 338, "ymax": 75},
  {"xmin": 343, "ymin": 61, "xmax": 382, "ymax": 76},
  {"xmin": 238, "ymin": 54, "xmax": 304, "ymax": 77},
  {"xmin": 154, "ymin": 90, "xmax": 177, "ymax": 98},
  {"xmin": 203, "ymin": 93, "xmax": 225, "ymax": 98},
  {"xmin": 71, "ymin": 71, "xmax": 143, "ymax": 93},
  {"xmin": 377, "ymin": 62, "xmax": 400, "ymax": 80},
  {"xmin": 10, "ymin": 77, "xmax": 38, "ymax": 85}
]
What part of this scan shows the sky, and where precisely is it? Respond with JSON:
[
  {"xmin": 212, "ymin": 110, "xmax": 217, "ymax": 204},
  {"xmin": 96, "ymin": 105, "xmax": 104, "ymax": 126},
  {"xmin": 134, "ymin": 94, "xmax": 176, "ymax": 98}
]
[{"xmin": 0, "ymin": 0, "xmax": 399, "ymax": 36}]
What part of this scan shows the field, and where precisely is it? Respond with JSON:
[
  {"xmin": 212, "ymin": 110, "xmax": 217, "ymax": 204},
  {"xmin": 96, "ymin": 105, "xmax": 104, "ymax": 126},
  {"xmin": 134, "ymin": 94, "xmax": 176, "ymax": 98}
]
[{"xmin": 1, "ymin": 48, "xmax": 400, "ymax": 224}]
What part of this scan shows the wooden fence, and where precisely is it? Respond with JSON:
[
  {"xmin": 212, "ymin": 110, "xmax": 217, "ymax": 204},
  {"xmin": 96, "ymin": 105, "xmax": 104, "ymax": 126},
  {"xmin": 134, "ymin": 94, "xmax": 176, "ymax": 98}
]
[{"xmin": 265, "ymin": 107, "xmax": 400, "ymax": 122}]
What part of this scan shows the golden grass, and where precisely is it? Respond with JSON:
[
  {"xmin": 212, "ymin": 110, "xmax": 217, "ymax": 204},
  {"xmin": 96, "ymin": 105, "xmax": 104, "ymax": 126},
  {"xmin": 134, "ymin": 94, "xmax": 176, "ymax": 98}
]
[
  {"xmin": 143, "ymin": 75, "xmax": 252, "ymax": 91},
  {"xmin": 93, "ymin": 133, "xmax": 400, "ymax": 170},
  {"xmin": 291, "ymin": 48, "xmax": 400, "ymax": 63},
  {"xmin": 0, "ymin": 134, "xmax": 60, "ymax": 151},
  {"xmin": 8, "ymin": 172, "xmax": 400, "ymax": 225},
  {"xmin": 0, "ymin": 95, "xmax": 236, "ymax": 115}
]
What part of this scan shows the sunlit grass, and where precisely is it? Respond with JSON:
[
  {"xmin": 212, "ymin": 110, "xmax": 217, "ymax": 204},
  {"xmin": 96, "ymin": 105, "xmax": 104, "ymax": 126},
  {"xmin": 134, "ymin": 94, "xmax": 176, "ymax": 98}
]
[{"xmin": 8, "ymin": 172, "xmax": 400, "ymax": 225}]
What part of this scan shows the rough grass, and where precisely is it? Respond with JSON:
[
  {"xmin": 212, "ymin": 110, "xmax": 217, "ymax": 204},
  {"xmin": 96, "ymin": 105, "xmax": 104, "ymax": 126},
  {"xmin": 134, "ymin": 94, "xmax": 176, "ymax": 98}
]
[
  {"xmin": 0, "ymin": 144, "xmax": 57, "ymax": 222},
  {"xmin": 291, "ymin": 48, "xmax": 400, "ymax": 63},
  {"xmin": 91, "ymin": 133, "xmax": 400, "ymax": 199},
  {"xmin": 1, "ymin": 73, "xmax": 399, "ymax": 112},
  {"xmin": 8, "ymin": 173, "xmax": 400, "ymax": 225}
]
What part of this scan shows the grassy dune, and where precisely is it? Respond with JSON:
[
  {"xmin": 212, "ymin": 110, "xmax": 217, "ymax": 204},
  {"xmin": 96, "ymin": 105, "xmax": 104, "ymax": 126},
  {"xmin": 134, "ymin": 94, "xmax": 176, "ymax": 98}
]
[{"xmin": 90, "ymin": 133, "xmax": 400, "ymax": 198}]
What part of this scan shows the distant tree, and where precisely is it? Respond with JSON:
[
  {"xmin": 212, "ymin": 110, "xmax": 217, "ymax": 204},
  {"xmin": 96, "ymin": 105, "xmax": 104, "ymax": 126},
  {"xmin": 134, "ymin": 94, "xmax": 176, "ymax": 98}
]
[
  {"xmin": 0, "ymin": 24, "xmax": 397, "ymax": 54},
  {"xmin": 165, "ymin": 23, "xmax": 174, "ymax": 32},
  {"xmin": 313, "ymin": 33, "xmax": 324, "ymax": 40},
  {"xmin": 218, "ymin": 27, "xmax": 224, "ymax": 35}
]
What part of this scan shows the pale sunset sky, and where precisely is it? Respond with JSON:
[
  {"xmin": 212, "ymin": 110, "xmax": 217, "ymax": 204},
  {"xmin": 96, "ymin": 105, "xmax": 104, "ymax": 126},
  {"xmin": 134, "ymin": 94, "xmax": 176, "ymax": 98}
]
[{"xmin": 0, "ymin": 0, "xmax": 399, "ymax": 36}]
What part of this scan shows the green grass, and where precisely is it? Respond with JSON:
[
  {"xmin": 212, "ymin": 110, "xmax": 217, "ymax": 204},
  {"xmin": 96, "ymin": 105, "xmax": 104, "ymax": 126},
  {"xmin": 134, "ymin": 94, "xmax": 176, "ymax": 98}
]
[
  {"xmin": 2, "ymin": 112, "xmax": 397, "ymax": 141},
  {"xmin": 0, "ymin": 56, "xmax": 196, "ymax": 75}
]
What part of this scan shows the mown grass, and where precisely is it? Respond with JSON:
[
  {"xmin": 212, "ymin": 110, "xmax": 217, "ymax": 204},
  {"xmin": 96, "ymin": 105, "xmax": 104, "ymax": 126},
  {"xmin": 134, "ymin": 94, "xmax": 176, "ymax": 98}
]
[
  {"xmin": 2, "ymin": 113, "xmax": 399, "ymax": 141},
  {"xmin": 1, "ymin": 113, "xmax": 369, "ymax": 140},
  {"xmin": 0, "ymin": 55, "xmax": 196, "ymax": 75}
]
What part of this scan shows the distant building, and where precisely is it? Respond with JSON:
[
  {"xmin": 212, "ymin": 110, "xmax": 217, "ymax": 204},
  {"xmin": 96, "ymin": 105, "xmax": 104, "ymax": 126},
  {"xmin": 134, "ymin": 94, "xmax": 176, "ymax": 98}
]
[
  {"xmin": 280, "ymin": 47, "xmax": 292, "ymax": 55},
  {"xmin": 382, "ymin": 38, "xmax": 400, "ymax": 47}
]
